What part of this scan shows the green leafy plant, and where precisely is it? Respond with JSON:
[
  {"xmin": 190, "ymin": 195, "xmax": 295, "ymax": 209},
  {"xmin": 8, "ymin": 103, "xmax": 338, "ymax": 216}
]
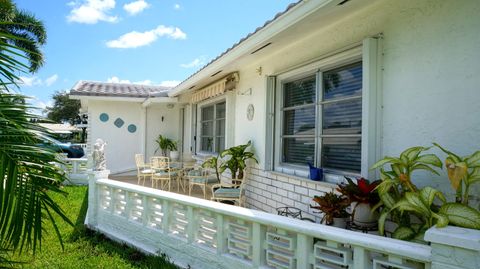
[
  {"xmin": 154, "ymin": 135, "xmax": 177, "ymax": 156},
  {"xmin": 433, "ymin": 143, "xmax": 480, "ymax": 205},
  {"xmin": 371, "ymin": 146, "xmax": 446, "ymax": 240},
  {"xmin": 202, "ymin": 155, "xmax": 221, "ymax": 181},
  {"xmin": 311, "ymin": 192, "xmax": 350, "ymax": 225},
  {"xmin": 219, "ymin": 140, "xmax": 258, "ymax": 179},
  {"xmin": 433, "ymin": 143, "xmax": 480, "ymax": 229},
  {"xmin": 337, "ymin": 177, "xmax": 381, "ymax": 205},
  {"xmin": 0, "ymin": 4, "xmax": 73, "ymax": 265}
]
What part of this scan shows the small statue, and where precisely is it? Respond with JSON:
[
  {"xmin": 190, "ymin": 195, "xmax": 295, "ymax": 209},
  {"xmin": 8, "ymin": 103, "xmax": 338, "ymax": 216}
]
[{"xmin": 92, "ymin": 139, "xmax": 107, "ymax": 171}]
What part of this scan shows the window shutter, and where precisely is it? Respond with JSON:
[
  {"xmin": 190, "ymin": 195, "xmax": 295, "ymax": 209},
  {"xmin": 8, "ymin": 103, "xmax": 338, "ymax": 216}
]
[{"xmin": 265, "ymin": 76, "xmax": 276, "ymax": 171}]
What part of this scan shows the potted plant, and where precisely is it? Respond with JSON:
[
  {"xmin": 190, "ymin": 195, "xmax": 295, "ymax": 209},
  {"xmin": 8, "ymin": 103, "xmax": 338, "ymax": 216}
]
[
  {"xmin": 219, "ymin": 140, "xmax": 258, "ymax": 180},
  {"xmin": 154, "ymin": 135, "xmax": 177, "ymax": 157},
  {"xmin": 311, "ymin": 192, "xmax": 350, "ymax": 228},
  {"xmin": 371, "ymin": 146, "xmax": 453, "ymax": 241},
  {"xmin": 202, "ymin": 155, "xmax": 221, "ymax": 181},
  {"xmin": 337, "ymin": 177, "xmax": 381, "ymax": 227}
]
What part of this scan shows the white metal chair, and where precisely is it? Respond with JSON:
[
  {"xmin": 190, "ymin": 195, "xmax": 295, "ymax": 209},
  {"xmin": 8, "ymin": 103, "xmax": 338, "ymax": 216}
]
[
  {"xmin": 135, "ymin": 154, "xmax": 153, "ymax": 186},
  {"xmin": 211, "ymin": 175, "xmax": 248, "ymax": 207},
  {"xmin": 186, "ymin": 167, "xmax": 219, "ymax": 199},
  {"xmin": 151, "ymin": 156, "xmax": 178, "ymax": 191}
]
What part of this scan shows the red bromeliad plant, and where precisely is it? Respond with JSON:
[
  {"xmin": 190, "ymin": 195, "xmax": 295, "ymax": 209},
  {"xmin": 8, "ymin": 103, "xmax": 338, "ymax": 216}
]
[{"xmin": 337, "ymin": 177, "xmax": 381, "ymax": 205}]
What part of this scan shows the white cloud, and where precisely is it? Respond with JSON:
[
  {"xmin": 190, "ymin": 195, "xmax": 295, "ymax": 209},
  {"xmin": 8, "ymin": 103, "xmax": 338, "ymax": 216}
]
[
  {"xmin": 106, "ymin": 25, "xmax": 186, "ymax": 48},
  {"xmin": 27, "ymin": 95, "xmax": 53, "ymax": 116},
  {"xmin": 180, "ymin": 56, "xmax": 206, "ymax": 68},
  {"xmin": 19, "ymin": 76, "xmax": 42, "ymax": 87},
  {"xmin": 124, "ymin": 0, "xmax": 149, "ymax": 15},
  {"xmin": 18, "ymin": 74, "xmax": 59, "ymax": 87},
  {"xmin": 45, "ymin": 74, "xmax": 59, "ymax": 86},
  {"xmin": 174, "ymin": 4, "xmax": 180, "ymax": 10},
  {"xmin": 67, "ymin": 0, "xmax": 118, "ymax": 24},
  {"xmin": 107, "ymin": 76, "xmax": 131, "ymax": 84},
  {"xmin": 159, "ymin": 80, "xmax": 180, "ymax": 87},
  {"xmin": 134, "ymin": 79, "xmax": 153, "ymax": 85}
]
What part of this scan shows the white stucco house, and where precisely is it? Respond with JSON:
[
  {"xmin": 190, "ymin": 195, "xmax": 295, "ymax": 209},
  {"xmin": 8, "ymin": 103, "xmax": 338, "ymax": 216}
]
[
  {"xmin": 72, "ymin": 1, "xmax": 480, "ymax": 268},
  {"xmin": 71, "ymin": 0, "xmax": 479, "ymax": 218}
]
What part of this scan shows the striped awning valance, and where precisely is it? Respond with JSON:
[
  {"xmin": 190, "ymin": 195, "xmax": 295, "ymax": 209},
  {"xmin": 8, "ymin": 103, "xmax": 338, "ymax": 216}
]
[{"xmin": 191, "ymin": 73, "xmax": 239, "ymax": 103}]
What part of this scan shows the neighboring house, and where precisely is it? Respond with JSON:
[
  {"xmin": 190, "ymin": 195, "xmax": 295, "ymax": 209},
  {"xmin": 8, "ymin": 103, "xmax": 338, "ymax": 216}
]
[
  {"xmin": 71, "ymin": 0, "xmax": 480, "ymax": 219},
  {"xmin": 70, "ymin": 81, "xmax": 179, "ymax": 174}
]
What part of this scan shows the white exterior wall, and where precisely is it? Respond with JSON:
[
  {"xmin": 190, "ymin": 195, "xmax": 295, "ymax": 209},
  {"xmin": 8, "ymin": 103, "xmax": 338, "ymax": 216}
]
[
  {"xmin": 183, "ymin": 0, "xmax": 480, "ymax": 214},
  {"xmin": 145, "ymin": 104, "xmax": 181, "ymax": 160},
  {"xmin": 86, "ymin": 100, "xmax": 180, "ymax": 174},
  {"xmin": 87, "ymin": 100, "xmax": 144, "ymax": 174}
]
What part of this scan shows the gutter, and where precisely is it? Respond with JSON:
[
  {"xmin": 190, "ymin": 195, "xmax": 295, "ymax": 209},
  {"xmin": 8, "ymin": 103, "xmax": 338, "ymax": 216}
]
[
  {"xmin": 141, "ymin": 97, "xmax": 178, "ymax": 108},
  {"xmin": 168, "ymin": 0, "xmax": 338, "ymax": 97}
]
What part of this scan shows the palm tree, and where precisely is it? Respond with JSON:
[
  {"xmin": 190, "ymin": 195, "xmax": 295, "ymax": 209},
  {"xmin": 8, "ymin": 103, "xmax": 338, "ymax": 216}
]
[
  {"xmin": 0, "ymin": 2, "xmax": 71, "ymax": 266},
  {"xmin": 0, "ymin": 0, "xmax": 46, "ymax": 73}
]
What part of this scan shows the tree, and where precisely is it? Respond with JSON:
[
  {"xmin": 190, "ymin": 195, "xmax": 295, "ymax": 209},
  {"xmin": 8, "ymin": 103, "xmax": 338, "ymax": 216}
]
[
  {"xmin": 0, "ymin": 0, "xmax": 46, "ymax": 73},
  {"xmin": 0, "ymin": 1, "xmax": 71, "ymax": 266},
  {"xmin": 46, "ymin": 90, "xmax": 81, "ymax": 124}
]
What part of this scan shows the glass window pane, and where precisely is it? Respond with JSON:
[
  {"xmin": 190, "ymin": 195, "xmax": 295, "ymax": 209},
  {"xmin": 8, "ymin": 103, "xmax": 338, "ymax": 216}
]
[
  {"xmin": 201, "ymin": 121, "xmax": 213, "ymax": 136},
  {"xmin": 283, "ymin": 106, "xmax": 315, "ymax": 136},
  {"xmin": 216, "ymin": 119, "xmax": 225, "ymax": 136},
  {"xmin": 322, "ymin": 99, "xmax": 362, "ymax": 135},
  {"xmin": 215, "ymin": 137, "xmax": 225, "ymax": 153},
  {"xmin": 201, "ymin": 105, "xmax": 214, "ymax": 121},
  {"xmin": 323, "ymin": 62, "xmax": 362, "ymax": 100},
  {"xmin": 282, "ymin": 137, "xmax": 315, "ymax": 165},
  {"xmin": 201, "ymin": 137, "xmax": 214, "ymax": 152},
  {"xmin": 283, "ymin": 75, "xmax": 316, "ymax": 107},
  {"xmin": 216, "ymin": 102, "xmax": 226, "ymax": 118},
  {"xmin": 321, "ymin": 137, "xmax": 361, "ymax": 172}
]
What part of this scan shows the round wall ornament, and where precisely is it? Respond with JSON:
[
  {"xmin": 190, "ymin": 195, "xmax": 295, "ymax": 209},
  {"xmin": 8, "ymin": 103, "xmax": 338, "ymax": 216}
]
[{"xmin": 247, "ymin": 104, "xmax": 254, "ymax": 121}]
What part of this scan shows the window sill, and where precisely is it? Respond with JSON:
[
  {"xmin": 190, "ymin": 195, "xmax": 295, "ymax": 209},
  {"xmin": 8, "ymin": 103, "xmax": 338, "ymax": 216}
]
[
  {"xmin": 271, "ymin": 166, "xmax": 359, "ymax": 186},
  {"xmin": 268, "ymin": 170, "xmax": 337, "ymax": 189}
]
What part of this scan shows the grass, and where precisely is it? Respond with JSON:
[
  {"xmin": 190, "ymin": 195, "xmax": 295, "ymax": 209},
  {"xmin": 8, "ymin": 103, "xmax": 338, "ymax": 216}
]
[{"xmin": 11, "ymin": 186, "xmax": 179, "ymax": 269}]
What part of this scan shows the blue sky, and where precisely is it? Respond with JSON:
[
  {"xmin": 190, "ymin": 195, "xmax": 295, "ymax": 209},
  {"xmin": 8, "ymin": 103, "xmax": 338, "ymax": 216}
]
[{"xmin": 14, "ymin": 0, "xmax": 295, "ymax": 112}]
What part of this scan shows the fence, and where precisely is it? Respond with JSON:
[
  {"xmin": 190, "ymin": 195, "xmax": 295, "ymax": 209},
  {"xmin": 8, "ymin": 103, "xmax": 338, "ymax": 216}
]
[{"xmin": 86, "ymin": 177, "xmax": 436, "ymax": 269}]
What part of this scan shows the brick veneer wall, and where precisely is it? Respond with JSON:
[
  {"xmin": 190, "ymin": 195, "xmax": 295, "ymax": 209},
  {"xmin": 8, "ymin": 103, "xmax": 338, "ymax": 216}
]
[{"xmin": 244, "ymin": 165, "xmax": 336, "ymax": 223}]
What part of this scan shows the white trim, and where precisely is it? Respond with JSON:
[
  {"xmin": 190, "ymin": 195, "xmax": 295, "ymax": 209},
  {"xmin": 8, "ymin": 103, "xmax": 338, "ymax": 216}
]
[
  {"xmin": 361, "ymin": 37, "xmax": 383, "ymax": 179},
  {"xmin": 141, "ymin": 97, "xmax": 178, "ymax": 107},
  {"xmin": 196, "ymin": 96, "xmax": 227, "ymax": 154},
  {"xmin": 273, "ymin": 46, "xmax": 366, "ymax": 182},
  {"xmin": 70, "ymin": 95, "xmax": 146, "ymax": 102}
]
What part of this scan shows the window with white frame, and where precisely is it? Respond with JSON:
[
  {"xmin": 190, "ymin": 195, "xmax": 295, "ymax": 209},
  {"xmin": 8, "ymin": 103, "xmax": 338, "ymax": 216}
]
[
  {"xmin": 200, "ymin": 101, "xmax": 226, "ymax": 153},
  {"xmin": 278, "ymin": 61, "xmax": 363, "ymax": 174}
]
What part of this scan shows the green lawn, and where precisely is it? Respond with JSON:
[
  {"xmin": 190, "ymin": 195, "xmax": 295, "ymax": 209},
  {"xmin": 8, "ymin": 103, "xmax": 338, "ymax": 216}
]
[{"xmin": 12, "ymin": 186, "xmax": 178, "ymax": 269}]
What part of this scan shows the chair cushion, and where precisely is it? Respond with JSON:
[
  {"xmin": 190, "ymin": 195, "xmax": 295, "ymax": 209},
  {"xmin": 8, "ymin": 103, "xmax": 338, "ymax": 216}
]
[
  {"xmin": 154, "ymin": 171, "xmax": 178, "ymax": 177},
  {"xmin": 140, "ymin": 169, "xmax": 153, "ymax": 174},
  {"xmin": 190, "ymin": 177, "xmax": 218, "ymax": 184},
  {"xmin": 188, "ymin": 170, "xmax": 202, "ymax": 176},
  {"xmin": 214, "ymin": 188, "xmax": 240, "ymax": 198}
]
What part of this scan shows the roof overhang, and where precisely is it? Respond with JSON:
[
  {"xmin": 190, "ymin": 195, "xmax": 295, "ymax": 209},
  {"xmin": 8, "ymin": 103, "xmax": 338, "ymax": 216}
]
[
  {"xmin": 142, "ymin": 97, "xmax": 179, "ymax": 107},
  {"xmin": 168, "ymin": 0, "xmax": 374, "ymax": 97},
  {"xmin": 69, "ymin": 95, "xmax": 147, "ymax": 103}
]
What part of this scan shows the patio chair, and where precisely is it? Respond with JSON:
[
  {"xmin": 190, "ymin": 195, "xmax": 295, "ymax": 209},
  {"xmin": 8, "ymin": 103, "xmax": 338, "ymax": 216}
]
[
  {"xmin": 135, "ymin": 154, "xmax": 153, "ymax": 186},
  {"xmin": 186, "ymin": 167, "xmax": 219, "ymax": 199},
  {"xmin": 211, "ymin": 175, "xmax": 247, "ymax": 207},
  {"xmin": 150, "ymin": 156, "xmax": 178, "ymax": 191}
]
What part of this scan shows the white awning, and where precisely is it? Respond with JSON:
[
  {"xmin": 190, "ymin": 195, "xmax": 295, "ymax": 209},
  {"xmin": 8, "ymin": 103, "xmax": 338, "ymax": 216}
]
[{"xmin": 191, "ymin": 73, "xmax": 239, "ymax": 103}]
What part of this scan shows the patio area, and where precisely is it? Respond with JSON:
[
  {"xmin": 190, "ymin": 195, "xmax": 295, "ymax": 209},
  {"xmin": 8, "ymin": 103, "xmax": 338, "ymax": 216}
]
[{"xmin": 110, "ymin": 175, "xmax": 214, "ymax": 200}]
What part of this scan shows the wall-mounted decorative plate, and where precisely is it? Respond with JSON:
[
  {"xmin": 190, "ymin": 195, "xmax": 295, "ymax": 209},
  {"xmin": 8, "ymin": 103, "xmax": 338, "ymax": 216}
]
[
  {"xmin": 114, "ymin": 118, "xmax": 125, "ymax": 128},
  {"xmin": 247, "ymin": 104, "xmax": 254, "ymax": 121},
  {"xmin": 127, "ymin": 124, "xmax": 137, "ymax": 133},
  {"xmin": 99, "ymin": 113, "xmax": 109, "ymax": 122}
]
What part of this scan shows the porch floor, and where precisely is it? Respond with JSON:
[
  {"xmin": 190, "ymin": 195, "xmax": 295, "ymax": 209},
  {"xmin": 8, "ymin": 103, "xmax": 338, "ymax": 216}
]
[{"xmin": 110, "ymin": 175, "xmax": 214, "ymax": 200}]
